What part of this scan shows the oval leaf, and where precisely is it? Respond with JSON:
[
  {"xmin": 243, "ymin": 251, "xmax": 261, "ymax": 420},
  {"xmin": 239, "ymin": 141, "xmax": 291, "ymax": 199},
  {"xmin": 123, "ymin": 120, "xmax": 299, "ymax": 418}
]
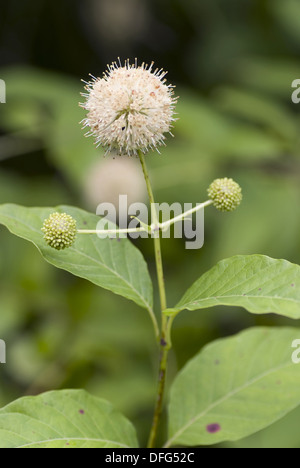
[
  {"xmin": 166, "ymin": 327, "xmax": 300, "ymax": 447},
  {"xmin": 0, "ymin": 389, "xmax": 138, "ymax": 448},
  {"xmin": 168, "ymin": 255, "xmax": 300, "ymax": 319},
  {"xmin": 0, "ymin": 204, "xmax": 153, "ymax": 312}
]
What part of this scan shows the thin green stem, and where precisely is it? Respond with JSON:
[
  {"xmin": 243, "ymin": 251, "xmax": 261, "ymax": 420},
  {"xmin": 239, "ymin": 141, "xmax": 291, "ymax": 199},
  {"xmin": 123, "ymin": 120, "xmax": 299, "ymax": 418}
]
[
  {"xmin": 78, "ymin": 200, "xmax": 213, "ymax": 237},
  {"xmin": 138, "ymin": 151, "xmax": 167, "ymax": 314},
  {"xmin": 161, "ymin": 200, "xmax": 213, "ymax": 230},
  {"xmin": 78, "ymin": 163, "xmax": 213, "ymax": 401},
  {"xmin": 77, "ymin": 227, "xmax": 147, "ymax": 235},
  {"xmin": 147, "ymin": 331, "xmax": 170, "ymax": 448},
  {"xmin": 147, "ymin": 314, "xmax": 175, "ymax": 448},
  {"xmin": 137, "ymin": 150, "xmax": 171, "ymax": 449}
]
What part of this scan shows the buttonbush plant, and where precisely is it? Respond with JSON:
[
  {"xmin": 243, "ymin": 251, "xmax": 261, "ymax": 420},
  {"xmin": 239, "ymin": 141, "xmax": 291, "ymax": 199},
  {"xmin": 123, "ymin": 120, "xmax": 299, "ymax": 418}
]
[{"xmin": 0, "ymin": 60, "xmax": 299, "ymax": 449}]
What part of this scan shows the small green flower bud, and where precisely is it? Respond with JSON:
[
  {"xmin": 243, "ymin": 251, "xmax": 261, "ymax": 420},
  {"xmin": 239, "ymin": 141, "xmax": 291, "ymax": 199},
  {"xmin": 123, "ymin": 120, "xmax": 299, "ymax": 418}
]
[
  {"xmin": 42, "ymin": 212, "xmax": 77, "ymax": 250},
  {"xmin": 208, "ymin": 178, "xmax": 242, "ymax": 212}
]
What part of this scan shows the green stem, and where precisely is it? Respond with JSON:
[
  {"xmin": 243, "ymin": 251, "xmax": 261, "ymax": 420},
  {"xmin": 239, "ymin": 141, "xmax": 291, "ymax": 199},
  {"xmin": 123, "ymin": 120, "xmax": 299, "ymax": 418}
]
[
  {"xmin": 147, "ymin": 316, "xmax": 174, "ymax": 448},
  {"xmin": 77, "ymin": 227, "xmax": 147, "ymax": 235},
  {"xmin": 138, "ymin": 150, "xmax": 171, "ymax": 448},
  {"xmin": 138, "ymin": 151, "xmax": 167, "ymax": 314},
  {"xmin": 161, "ymin": 200, "xmax": 213, "ymax": 230}
]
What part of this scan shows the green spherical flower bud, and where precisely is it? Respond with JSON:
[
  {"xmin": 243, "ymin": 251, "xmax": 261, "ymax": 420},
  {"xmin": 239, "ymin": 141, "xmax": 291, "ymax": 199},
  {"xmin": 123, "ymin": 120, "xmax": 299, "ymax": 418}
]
[
  {"xmin": 208, "ymin": 178, "xmax": 242, "ymax": 212},
  {"xmin": 42, "ymin": 212, "xmax": 77, "ymax": 250}
]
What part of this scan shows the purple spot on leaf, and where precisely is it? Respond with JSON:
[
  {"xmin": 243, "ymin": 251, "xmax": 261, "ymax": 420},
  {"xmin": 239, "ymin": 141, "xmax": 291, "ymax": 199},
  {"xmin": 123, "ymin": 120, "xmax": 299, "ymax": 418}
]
[
  {"xmin": 258, "ymin": 288, "xmax": 262, "ymax": 291},
  {"xmin": 206, "ymin": 423, "xmax": 221, "ymax": 434},
  {"xmin": 79, "ymin": 409, "xmax": 85, "ymax": 415},
  {"xmin": 291, "ymin": 284, "xmax": 295, "ymax": 287},
  {"xmin": 215, "ymin": 360, "xmax": 220, "ymax": 365}
]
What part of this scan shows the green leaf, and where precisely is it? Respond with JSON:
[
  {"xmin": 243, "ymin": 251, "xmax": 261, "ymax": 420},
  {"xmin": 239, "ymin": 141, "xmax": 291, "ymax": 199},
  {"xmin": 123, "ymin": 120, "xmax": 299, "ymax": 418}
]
[
  {"xmin": 271, "ymin": 0, "xmax": 300, "ymax": 43},
  {"xmin": 224, "ymin": 404, "xmax": 300, "ymax": 448},
  {"xmin": 214, "ymin": 86, "xmax": 297, "ymax": 141},
  {"xmin": 0, "ymin": 204, "xmax": 153, "ymax": 312},
  {"xmin": 167, "ymin": 255, "xmax": 300, "ymax": 319},
  {"xmin": 166, "ymin": 327, "xmax": 300, "ymax": 447},
  {"xmin": 0, "ymin": 389, "xmax": 138, "ymax": 448}
]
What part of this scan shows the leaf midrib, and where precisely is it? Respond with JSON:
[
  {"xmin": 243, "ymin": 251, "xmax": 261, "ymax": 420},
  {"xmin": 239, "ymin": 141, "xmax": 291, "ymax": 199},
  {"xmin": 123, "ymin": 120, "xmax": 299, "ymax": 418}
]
[
  {"xmin": 179, "ymin": 293, "xmax": 300, "ymax": 310},
  {"xmin": 179, "ymin": 258, "xmax": 296, "ymax": 307}
]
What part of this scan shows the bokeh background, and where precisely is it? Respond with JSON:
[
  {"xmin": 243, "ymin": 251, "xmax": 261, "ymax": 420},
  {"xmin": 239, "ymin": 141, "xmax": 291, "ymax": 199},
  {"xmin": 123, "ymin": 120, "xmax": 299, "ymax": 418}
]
[{"xmin": 1, "ymin": 0, "xmax": 300, "ymax": 448}]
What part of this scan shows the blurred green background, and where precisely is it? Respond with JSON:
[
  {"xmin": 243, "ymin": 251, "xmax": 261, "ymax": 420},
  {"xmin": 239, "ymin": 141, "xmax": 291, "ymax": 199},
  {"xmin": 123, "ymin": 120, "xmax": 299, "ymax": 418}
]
[{"xmin": 0, "ymin": 0, "xmax": 300, "ymax": 448}]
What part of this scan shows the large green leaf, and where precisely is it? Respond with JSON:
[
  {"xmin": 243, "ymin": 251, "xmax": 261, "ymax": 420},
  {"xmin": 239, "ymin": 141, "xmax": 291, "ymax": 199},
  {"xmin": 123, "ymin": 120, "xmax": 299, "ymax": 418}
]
[
  {"xmin": 166, "ymin": 255, "xmax": 300, "ymax": 319},
  {"xmin": 0, "ymin": 204, "xmax": 153, "ymax": 312},
  {"xmin": 0, "ymin": 389, "xmax": 138, "ymax": 448},
  {"xmin": 166, "ymin": 327, "xmax": 300, "ymax": 447}
]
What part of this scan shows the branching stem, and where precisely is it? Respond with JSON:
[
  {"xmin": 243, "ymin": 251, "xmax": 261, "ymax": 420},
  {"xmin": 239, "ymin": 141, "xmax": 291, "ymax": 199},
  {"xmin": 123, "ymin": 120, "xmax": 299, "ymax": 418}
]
[{"xmin": 138, "ymin": 150, "xmax": 171, "ymax": 448}]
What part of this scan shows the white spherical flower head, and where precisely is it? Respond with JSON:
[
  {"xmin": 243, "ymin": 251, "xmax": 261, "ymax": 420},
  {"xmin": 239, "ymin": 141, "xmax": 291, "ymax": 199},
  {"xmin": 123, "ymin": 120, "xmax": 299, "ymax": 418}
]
[{"xmin": 80, "ymin": 59, "xmax": 178, "ymax": 156}]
